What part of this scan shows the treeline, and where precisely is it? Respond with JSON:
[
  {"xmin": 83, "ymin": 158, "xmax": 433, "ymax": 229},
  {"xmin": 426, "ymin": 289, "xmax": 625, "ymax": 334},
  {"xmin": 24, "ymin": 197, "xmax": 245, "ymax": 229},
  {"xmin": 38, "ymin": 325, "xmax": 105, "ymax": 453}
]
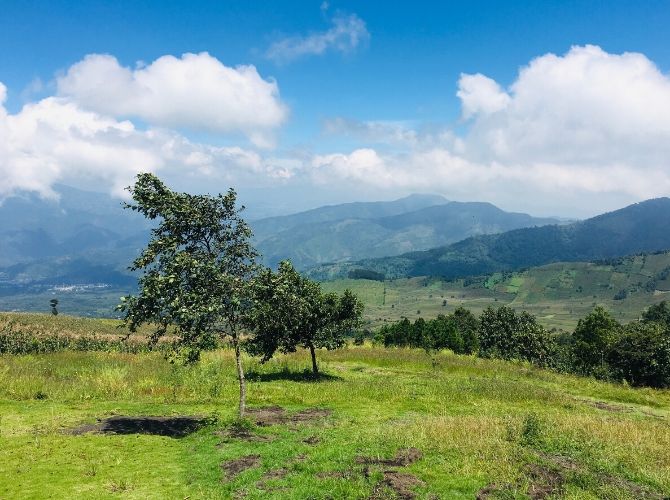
[{"xmin": 375, "ymin": 301, "xmax": 670, "ymax": 388}]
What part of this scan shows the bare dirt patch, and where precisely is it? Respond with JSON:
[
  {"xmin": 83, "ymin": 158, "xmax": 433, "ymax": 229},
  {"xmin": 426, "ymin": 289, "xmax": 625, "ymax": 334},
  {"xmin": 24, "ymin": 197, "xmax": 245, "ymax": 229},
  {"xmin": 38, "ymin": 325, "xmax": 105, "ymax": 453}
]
[
  {"xmin": 476, "ymin": 483, "xmax": 499, "ymax": 499},
  {"xmin": 525, "ymin": 463, "xmax": 564, "ymax": 499},
  {"xmin": 256, "ymin": 468, "xmax": 289, "ymax": 491},
  {"xmin": 214, "ymin": 425, "xmax": 274, "ymax": 444},
  {"xmin": 247, "ymin": 406, "xmax": 286, "ymax": 426},
  {"xmin": 221, "ymin": 455, "xmax": 261, "ymax": 481},
  {"xmin": 69, "ymin": 416, "xmax": 207, "ymax": 438},
  {"xmin": 370, "ymin": 471, "xmax": 425, "ymax": 500},
  {"xmin": 356, "ymin": 447, "xmax": 423, "ymax": 467},
  {"xmin": 246, "ymin": 406, "xmax": 332, "ymax": 426},
  {"xmin": 303, "ymin": 435, "xmax": 321, "ymax": 445}
]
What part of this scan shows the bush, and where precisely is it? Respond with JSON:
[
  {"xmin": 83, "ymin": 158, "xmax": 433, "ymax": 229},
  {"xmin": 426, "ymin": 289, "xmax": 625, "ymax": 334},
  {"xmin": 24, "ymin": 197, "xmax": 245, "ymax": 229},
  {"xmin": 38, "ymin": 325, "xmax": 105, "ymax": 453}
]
[
  {"xmin": 571, "ymin": 306, "xmax": 620, "ymax": 376},
  {"xmin": 608, "ymin": 321, "xmax": 670, "ymax": 388},
  {"xmin": 478, "ymin": 306, "xmax": 556, "ymax": 366}
]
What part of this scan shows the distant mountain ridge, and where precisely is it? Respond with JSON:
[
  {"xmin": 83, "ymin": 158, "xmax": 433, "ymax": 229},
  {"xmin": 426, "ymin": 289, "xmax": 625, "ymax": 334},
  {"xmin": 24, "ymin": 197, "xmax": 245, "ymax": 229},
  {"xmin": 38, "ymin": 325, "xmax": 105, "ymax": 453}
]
[
  {"xmin": 252, "ymin": 196, "xmax": 561, "ymax": 269},
  {"xmin": 0, "ymin": 188, "xmax": 563, "ymax": 285},
  {"xmin": 307, "ymin": 198, "xmax": 670, "ymax": 280}
]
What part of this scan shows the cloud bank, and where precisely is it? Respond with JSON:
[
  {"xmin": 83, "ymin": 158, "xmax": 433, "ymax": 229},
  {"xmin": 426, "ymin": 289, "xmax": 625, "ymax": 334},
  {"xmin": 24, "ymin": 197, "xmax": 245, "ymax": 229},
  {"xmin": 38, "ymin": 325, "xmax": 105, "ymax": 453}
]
[
  {"xmin": 317, "ymin": 45, "xmax": 670, "ymax": 215},
  {"xmin": 0, "ymin": 53, "xmax": 290, "ymax": 199},
  {"xmin": 57, "ymin": 52, "xmax": 287, "ymax": 147},
  {"xmin": 2, "ymin": 45, "xmax": 670, "ymax": 216}
]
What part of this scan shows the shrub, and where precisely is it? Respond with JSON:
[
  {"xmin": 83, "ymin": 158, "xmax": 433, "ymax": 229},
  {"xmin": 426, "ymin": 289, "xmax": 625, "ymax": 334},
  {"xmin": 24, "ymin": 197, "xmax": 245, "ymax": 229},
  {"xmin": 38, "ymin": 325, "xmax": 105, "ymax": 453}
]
[{"xmin": 608, "ymin": 321, "xmax": 670, "ymax": 388}]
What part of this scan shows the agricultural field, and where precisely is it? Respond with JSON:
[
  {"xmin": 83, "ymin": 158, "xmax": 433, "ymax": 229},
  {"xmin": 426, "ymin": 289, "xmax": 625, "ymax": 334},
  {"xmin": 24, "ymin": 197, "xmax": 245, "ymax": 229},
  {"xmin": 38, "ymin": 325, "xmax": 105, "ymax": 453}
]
[
  {"xmin": 324, "ymin": 252, "xmax": 670, "ymax": 331},
  {"xmin": 1, "ymin": 314, "xmax": 670, "ymax": 499}
]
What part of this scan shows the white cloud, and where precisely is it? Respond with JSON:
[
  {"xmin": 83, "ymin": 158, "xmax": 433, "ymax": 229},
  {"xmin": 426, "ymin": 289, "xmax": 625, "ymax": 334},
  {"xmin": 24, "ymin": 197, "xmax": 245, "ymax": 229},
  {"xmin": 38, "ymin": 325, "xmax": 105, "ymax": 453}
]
[
  {"xmin": 313, "ymin": 45, "xmax": 670, "ymax": 216},
  {"xmin": 461, "ymin": 45, "xmax": 670, "ymax": 168},
  {"xmin": 57, "ymin": 52, "xmax": 287, "ymax": 147},
  {"xmin": 266, "ymin": 13, "xmax": 369, "ymax": 63},
  {"xmin": 0, "ymin": 92, "xmax": 292, "ymax": 200},
  {"xmin": 322, "ymin": 118, "xmax": 419, "ymax": 146},
  {"xmin": 457, "ymin": 73, "xmax": 510, "ymax": 119}
]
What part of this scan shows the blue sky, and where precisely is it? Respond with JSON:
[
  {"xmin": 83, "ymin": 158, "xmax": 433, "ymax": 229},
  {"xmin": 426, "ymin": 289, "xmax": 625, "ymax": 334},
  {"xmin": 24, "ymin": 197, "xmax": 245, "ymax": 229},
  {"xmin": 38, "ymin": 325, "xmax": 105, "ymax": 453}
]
[{"xmin": 2, "ymin": 1, "xmax": 670, "ymax": 217}]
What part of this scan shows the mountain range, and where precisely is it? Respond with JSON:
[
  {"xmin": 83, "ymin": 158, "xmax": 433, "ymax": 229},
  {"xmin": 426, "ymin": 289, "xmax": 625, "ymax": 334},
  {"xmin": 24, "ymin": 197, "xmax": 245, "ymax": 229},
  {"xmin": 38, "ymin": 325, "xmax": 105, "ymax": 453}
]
[
  {"xmin": 252, "ymin": 195, "xmax": 561, "ymax": 269},
  {"xmin": 308, "ymin": 198, "xmax": 670, "ymax": 281},
  {"xmin": 0, "ymin": 186, "xmax": 563, "ymax": 286}
]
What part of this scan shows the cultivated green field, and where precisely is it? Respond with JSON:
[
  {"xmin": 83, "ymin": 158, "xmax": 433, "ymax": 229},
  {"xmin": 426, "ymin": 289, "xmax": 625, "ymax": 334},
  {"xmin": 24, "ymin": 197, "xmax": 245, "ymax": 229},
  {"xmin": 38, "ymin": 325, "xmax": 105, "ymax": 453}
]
[
  {"xmin": 1, "ymin": 314, "xmax": 670, "ymax": 499},
  {"xmin": 323, "ymin": 252, "xmax": 670, "ymax": 331}
]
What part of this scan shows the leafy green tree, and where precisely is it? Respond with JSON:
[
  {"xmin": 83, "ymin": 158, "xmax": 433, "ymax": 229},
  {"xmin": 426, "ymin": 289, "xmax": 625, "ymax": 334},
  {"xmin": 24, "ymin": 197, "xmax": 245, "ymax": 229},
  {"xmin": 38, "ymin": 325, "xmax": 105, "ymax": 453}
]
[
  {"xmin": 642, "ymin": 301, "xmax": 670, "ymax": 329},
  {"xmin": 424, "ymin": 315, "xmax": 463, "ymax": 353},
  {"xmin": 478, "ymin": 306, "xmax": 555, "ymax": 366},
  {"xmin": 246, "ymin": 260, "xmax": 363, "ymax": 375},
  {"xmin": 117, "ymin": 173, "xmax": 258, "ymax": 417},
  {"xmin": 608, "ymin": 321, "xmax": 670, "ymax": 387},
  {"xmin": 571, "ymin": 306, "xmax": 621, "ymax": 376},
  {"xmin": 451, "ymin": 307, "xmax": 479, "ymax": 354}
]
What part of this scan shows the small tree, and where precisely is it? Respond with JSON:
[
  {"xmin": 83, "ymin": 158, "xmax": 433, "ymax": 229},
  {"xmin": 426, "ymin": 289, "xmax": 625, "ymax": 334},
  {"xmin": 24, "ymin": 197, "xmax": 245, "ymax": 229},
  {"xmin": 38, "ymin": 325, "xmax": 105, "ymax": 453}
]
[
  {"xmin": 642, "ymin": 301, "xmax": 670, "ymax": 329},
  {"xmin": 572, "ymin": 306, "xmax": 621, "ymax": 376},
  {"xmin": 247, "ymin": 261, "xmax": 363, "ymax": 375},
  {"xmin": 50, "ymin": 299, "xmax": 59, "ymax": 316},
  {"xmin": 608, "ymin": 321, "xmax": 670, "ymax": 387},
  {"xmin": 478, "ymin": 306, "xmax": 555, "ymax": 366},
  {"xmin": 117, "ymin": 173, "xmax": 258, "ymax": 417}
]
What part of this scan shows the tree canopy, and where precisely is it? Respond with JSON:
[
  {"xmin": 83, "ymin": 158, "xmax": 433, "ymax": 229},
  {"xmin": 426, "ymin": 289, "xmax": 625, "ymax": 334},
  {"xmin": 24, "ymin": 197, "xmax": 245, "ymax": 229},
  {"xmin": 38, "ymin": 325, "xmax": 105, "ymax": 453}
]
[
  {"xmin": 246, "ymin": 260, "xmax": 363, "ymax": 375},
  {"xmin": 118, "ymin": 173, "xmax": 258, "ymax": 416}
]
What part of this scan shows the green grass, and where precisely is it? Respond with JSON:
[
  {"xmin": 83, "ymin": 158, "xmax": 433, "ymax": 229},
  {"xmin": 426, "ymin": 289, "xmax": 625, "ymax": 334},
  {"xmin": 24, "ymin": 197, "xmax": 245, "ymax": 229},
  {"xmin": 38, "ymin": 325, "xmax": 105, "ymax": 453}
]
[{"xmin": 2, "ymin": 335, "xmax": 670, "ymax": 498}]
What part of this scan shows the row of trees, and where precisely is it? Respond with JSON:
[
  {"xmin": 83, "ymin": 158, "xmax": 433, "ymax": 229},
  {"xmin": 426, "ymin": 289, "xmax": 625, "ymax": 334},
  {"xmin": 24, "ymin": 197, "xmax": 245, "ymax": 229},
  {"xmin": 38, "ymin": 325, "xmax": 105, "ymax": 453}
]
[
  {"xmin": 377, "ymin": 302, "xmax": 670, "ymax": 388},
  {"xmin": 117, "ymin": 174, "xmax": 362, "ymax": 417}
]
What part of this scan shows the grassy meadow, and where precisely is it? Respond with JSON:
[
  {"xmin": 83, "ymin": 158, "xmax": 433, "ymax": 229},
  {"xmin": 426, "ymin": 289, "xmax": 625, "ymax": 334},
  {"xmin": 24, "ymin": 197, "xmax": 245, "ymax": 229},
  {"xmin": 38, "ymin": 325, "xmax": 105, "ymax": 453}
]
[{"xmin": 1, "ymin": 314, "xmax": 670, "ymax": 498}]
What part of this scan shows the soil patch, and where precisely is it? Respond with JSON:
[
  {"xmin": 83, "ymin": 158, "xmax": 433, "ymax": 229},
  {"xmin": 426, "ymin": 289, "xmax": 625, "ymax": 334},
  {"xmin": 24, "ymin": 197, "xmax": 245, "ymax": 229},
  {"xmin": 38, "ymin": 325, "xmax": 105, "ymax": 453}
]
[
  {"xmin": 370, "ymin": 471, "xmax": 425, "ymax": 500},
  {"xmin": 525, "ymin": 463, "xmax": 564, "ymax": 499},
  {"xmin": 357, "ymin": 447, "xmax": 423, "ymax": 467},
  {"xmin": 69, "ymin": 415, "xmax": 207, "ymax": 438},
  {"xmin": 246, "ymin": 406, "xmax": 332, "ymax": 426},
  {"xmin": 256, "ymin": 468, "xmax": 289, "ymax": 490},
  {"xmin": 476, "ymin": 483, "xmax": 499, "ymax": 499},
  {"xmin": 221, "ymin": 455, "xmax": 261, "ymax": 481},
  {"xmin": 303, "ymin": 435, "xmax": 321, "ymax": 445},
  {"xmin": 247, "ymin": 406, "xmax": 286, "ymax": 426},
  {"xmin": 215, "ymin": 425, "xmax": 274, "ymax": 443}
]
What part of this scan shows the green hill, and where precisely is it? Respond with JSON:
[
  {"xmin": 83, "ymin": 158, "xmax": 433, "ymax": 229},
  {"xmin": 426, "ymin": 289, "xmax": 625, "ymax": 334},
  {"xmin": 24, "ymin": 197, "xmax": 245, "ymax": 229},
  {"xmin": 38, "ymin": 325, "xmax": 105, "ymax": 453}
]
[
  {"xmin": 322, "ymin": 250, "xmax": 670, "ymax": 331},
  {"xmin": 311, "ymin": 198, "xmax": 670, "ymax": 281},
  {"xmin": 1, "ymin": 315, "xmax": 670, "ymax": 498},
  {"xmin": 254, "ymin": 199, "xmax": 560, "ymax": 269}
]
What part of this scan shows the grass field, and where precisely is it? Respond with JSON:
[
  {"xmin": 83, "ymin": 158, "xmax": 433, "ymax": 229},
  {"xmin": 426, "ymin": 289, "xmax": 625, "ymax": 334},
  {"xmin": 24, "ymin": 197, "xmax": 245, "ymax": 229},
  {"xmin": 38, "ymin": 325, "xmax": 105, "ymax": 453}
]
[{"xmin": 2, "ymin": 317, "xmax": 670, "ymax": 499}]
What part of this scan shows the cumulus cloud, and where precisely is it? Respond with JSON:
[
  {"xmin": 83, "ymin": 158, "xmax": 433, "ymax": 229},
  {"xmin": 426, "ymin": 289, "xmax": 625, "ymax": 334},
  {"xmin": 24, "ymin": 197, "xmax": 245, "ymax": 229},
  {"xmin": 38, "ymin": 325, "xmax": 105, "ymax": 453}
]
[
  {"xmin": 0, "ymin": 92, "xmax": 292, "ymax": 200},
  {"xmin": 266, "ymin": 13, "xmax": 369, "ymax": 63},
  {"xmin": 312, "ymin": 45, "xmax": 670, "ymax": 215},
  {"xmin": 457, "ymin": 73, "xmax": 510, "ymax": 119},
  {"xmin": 57, "ymin": 52, "xmax": 287, "ymax": 147},
  {"xmin": 461, "ymin": 45, "xmax": 670, "ymax": 168}
]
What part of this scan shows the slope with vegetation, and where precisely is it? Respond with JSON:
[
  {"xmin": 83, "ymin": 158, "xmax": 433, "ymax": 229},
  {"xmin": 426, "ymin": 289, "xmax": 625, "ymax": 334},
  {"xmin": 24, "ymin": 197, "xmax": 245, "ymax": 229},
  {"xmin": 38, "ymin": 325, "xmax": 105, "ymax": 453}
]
[
  {"xmin": 322, "ymin": 250, "xmax": 670, "ymax": 332},
  {"xmin": 253, "ymin": 198, "xmax": 560, "ymax": 269},
  {"xmin": 2, "ymin": 313, "xmax": 670, "ymax": 498},
  {"xmin": 310, "ymin": 198, "xmax": 670, "ymax": 281}
]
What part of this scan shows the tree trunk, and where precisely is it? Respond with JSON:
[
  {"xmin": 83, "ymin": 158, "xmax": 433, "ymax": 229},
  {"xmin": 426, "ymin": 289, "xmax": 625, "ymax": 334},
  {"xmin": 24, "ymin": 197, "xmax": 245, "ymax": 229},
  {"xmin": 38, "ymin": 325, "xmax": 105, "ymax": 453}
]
[
  {"xmin": 232, "ymin": 331, "xmax": 246, "ymax": 418},
  {"xmin": 309, "ymin": 343, "xmax": 319, "ymax": 375}
]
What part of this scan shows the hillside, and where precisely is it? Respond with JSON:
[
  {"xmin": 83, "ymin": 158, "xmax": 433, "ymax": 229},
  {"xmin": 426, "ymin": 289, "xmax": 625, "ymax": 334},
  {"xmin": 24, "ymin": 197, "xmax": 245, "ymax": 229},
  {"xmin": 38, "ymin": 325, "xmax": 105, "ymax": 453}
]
[
  {"xmin": 322, "ymin": 250, "xmax": 670, "ymax": 331},
  {"xmin": 310, "ymin": 198, "xmax": 670, "ymax": 281},
  {"xmin": 1, "ymin": 317, "xmax": 669, "ymax": 498},
  {"xmin": 254, "ymin": 199, "xmax": 560, "ymax": 269}
]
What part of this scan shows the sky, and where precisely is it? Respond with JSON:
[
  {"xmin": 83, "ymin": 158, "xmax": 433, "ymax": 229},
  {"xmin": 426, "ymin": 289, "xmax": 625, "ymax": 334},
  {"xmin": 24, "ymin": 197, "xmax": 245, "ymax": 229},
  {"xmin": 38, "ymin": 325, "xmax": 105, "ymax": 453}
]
[{"xmin": 2, "ymin": 0, "xmax": 670, "ymax": 218}]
